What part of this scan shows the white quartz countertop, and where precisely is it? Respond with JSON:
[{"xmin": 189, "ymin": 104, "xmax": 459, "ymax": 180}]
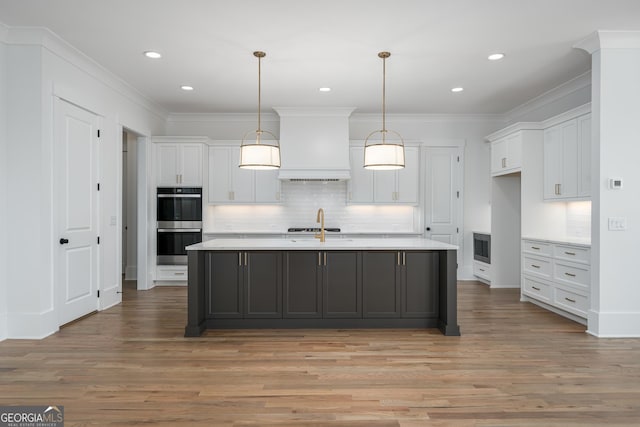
[
  {"xmin": 187, "ymin": 238, "xmax": 458, "ymax": 251},
  {"xmin": 522, "ymin": 235, "xmax": 591, "ymax": 247}
]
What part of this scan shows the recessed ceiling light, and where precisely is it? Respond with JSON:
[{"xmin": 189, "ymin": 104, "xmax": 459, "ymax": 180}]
[
  {"xmin": 451, "ymin": 87, "xmax": 464, "ymax": 93},
  {"xmin": 319, "ymin": 87, "xmax": 331, "ymax": 92},
  {"xmin": 180, "ymin": 85, "xmax": 194, "ymax": 91},
  {"xmin": 488, "ymin": 53, "xmax": 505, "ymax": 61},
  {"xmin": 144, "ymin": 51, "xmax": 162, "ymax": 59}
]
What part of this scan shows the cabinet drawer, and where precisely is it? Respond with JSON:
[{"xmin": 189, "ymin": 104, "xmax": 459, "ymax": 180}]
[
  {"xmin": 554, "ymin": 244, "xmax": 590, "ymax": 264},
  {"xmin": 522, "ymin": 240, "xmax": 553, "ymax": 257},
  {"xmin": 473, "ymin": 261, "xmax": 491, "ymax": 281},
  {"xmin": 156, "ymin": 265, "xmax": 188, "ymax": 281},
  {"xmin": 522, "ymin": 255, "xmax": 552, "ymax": 279},
  {"xmin": 554, "ymin": 261, "xmax": 589, "ymax": 289},
  {"xmin": 554, "ymin": 287, "xmax": 588, "ymax": 318},
  {"xmin": 522, "ymin": 276, "xmax": 551, "ymax": 303}
]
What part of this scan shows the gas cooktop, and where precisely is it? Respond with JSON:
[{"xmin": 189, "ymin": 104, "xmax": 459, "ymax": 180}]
[{"xmin": 287, "ymin": 227, "xmax": 341, "ymax": 233}]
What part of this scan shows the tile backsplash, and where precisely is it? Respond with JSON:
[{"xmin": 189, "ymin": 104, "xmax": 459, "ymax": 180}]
[
  {"xmin": 204, "ymin": 181, "xmax": 419, "ymax": 233},
  {"xmin": 566, "ymin": 201, "xmax": 591, "ymax": 239}
]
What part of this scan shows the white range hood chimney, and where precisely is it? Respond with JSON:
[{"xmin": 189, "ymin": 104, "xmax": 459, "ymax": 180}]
[{"xmin": 274, "ymin": 107, "xmax": 355, "ymax": 180}]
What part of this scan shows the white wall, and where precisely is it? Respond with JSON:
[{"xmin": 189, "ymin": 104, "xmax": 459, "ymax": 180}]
[
  {"xmin": 0, "ymin": 33, "xmax": 8, "ymax": 341},
  {"xmin": 3, "ymin": 26, "xmax": 166, "ymax": 339},
  {"xmin": 167, "ymin": 114, "xmax": 501, "ymax": 280}
]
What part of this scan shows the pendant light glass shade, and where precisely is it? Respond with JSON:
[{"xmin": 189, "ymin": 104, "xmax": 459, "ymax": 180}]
[
  {"xmin": 239, "ymin": 51, "xmax": 281, "ymax": 170},
  {"xmin": 364, "ymin": 51, "xmax": 405, "ymax": 170}
]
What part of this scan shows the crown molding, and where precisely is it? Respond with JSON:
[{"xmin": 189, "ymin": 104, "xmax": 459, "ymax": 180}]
[
  {"xmin": 484, "ymin": 122, "xmax": 544, "ymax": 142},
  {"xmin": 167, "ymin": 112, "xmax": 279, "ymax": 123},
  {"xmin": 350, "ymin": 113, "xmax": 503, "ymax": 123},
  {"xmin": 4, "ymin": 25, "xmax": 168, "ymax": 121},
  {"xmin": 575, "ymin": 30, "xmax": 640, "ymax": 54},
  {"xmin": 541, "ymin": 103, "xmax": 591, "ymax": 129},
  {"xmin": 503, "ymin": 71, "xmax": 592, "ymax": 124},
  {"xmin": 273, "ymin": 107, "xmax": 356, "ymax": 117}
]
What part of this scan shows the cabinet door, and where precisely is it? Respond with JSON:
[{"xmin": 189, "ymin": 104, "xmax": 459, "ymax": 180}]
[
  {"xmin": 156, "ymin": 144, "xmax": 179, "ymax": 186},
  {"xmin": 205, "ymin": 252, "xmax": 243, "ymax": 318},
  {"xmin": 491, "ymin": 138, "xmax": 507, "ymax": 175},
  {"xmin": 373, "ymin": 170, "xmax": 397, "ymax": 203},
  {"xmin": 505, "ymin": 133, "xmax": 522, "ymax": 172},
  {"xmin": 323, "ymin": 251, "xmax": 362, "ymax": 318},
  {"xmin": 560, "ymin": 120, "xmax": 578, "ymax": 197},
  {"xmin": 396, "ymin": 146, "xmax": 419, "ymax": 204},
  {"xmin": 229, "ymin": 147, "xmax": 255, "ymax": 202},
  {"xmin": 348, "ymin": 146, "xmax": 374, "ymax": 203},
  {"xmin": 254, "ymin": 169, "xmax": 281, "ymax": 203},
  {"xmin": 544, "ymin": 126, "xmax": 563, "ymax": 200},
  {"xmin": 284, "ymin": 251, "xmax": 322, "ymax": 318},
  {"xmin": 244, "ymin": 251, "xmax": 282, "ymax": 318},
  {"xmin": 180, "ymin": 144, "xmax": 203, "ymax": 186},
  {"xmin": 577, "ymin": 114, "xmax": 591, "ymax": 198},
  {"xmin": 402, "ymin": 251, "xmax": 439, "ymax": 318},
  {"xmin": 362, "ymin": 251, "xmax": 401, "ymax": 318},
  {"xmin": 208, "ymin": 146, "xmax": 232, "ymax": 203}
]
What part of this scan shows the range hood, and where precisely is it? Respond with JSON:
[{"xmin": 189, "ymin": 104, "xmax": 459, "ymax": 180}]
[{"xmin": 274, "ymin": 107, "xmax": 355, "ymax": 181}]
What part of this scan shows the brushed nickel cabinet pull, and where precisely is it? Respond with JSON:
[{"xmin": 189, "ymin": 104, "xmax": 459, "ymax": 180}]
[
  {"xmin": 397, "ymin": 252, "xmax": 401, "ymax": 265},
  {"xmin": 502, "ymin": 157, "xmax": 506, "ymax": 168},
  {"xmin": 565, "ymin": 297, "xmax": 576, "ymax": 303},
  {"xmin": 318, "ymin": 252, "xmax": 322, "ymax": 266},
  {"xmin": 532, "ymin": 286, "xmax": 540, "ymax": 291},
  {"xmin": 479, "ymin": 268, "xmax": 485, "ymax": 272},
  {"xmin": 531, "ymin": 246, "xmax": 540, "ymax": 250},
  {"xmin": 564, "ymin": 272, "xmax": 576, "ymax": 277},
  {"xmin": 244, "ymin": 252, "xmax": 248, "ymax": 266},
  {"xmin": 564, "ymin": 251, "xmax": 576, "ymax": 256},
  {"xmin": 239, "ymin": 253, "xmax": 242, "ymax": 266},
  {"xmin": 324, "ymin": 252, "xmax": 327, "ymax": 266},
  {"xmin": 403, "ymin": 252, "xmax": 406, "ymax": 266},
  {"xmin": 531, "ymin": 264, "xmax": 540, "ymax": 269}
]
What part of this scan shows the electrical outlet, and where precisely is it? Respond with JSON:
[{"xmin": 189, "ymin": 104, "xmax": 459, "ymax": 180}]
[{"xmin": 608, "ymin": 217, "xmax": 627, "ymax": 231}]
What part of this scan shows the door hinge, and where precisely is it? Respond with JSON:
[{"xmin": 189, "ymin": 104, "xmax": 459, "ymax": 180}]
[
  {"xmin": 97, "ymin": 183, "xmax": 100, "ymax": 191},
  {"xmin": 457, "ymin": 227, "xmax": 459, "ymax": 233},
  {"xmin": 457, "ymin": 156, "xmax": 460, "ymax": 162},
  {"xmin": 97, "ymin": 129, "xmax": 101, "ymax": 138},
  {"xmin": 456, "ymin": 191, "xmax": 460, "ymax": 198},
  {"xmin": 97, "ymin": 236, "xmax": 100, "ymax": 244},
  {"xmin": 97, "ymin": 290, "xmax": 100, "ymax": 298}
]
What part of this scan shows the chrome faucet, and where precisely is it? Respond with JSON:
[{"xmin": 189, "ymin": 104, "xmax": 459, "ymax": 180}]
[{"xmin": 315, "ymin": 208, "xmax": 325, "ymax": 242}]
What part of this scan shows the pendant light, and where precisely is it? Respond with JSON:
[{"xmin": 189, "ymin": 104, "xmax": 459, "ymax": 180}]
[
  {"xmin": 239, "ymin": 51, "xmax": 281, "ymax": 170},
  {"xmin": 364, "ymin": 51, "xmax": 405, "ymax": 170}
]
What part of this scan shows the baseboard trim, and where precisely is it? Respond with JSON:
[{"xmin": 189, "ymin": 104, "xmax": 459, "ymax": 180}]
[
  {"xmin": 587, "ymin": 310, "xmax": 640, "ymax": 338},
  {"xmin": 124, "ymin": 265, "xmax": 137, "ymax": 281},
  {"xmin": 7, "ymin": 309, "xmax": 58, "ymax": 339}
]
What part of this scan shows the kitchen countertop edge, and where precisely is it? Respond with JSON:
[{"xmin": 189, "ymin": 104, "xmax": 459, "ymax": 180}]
[{"xmin": 188, "ymin": 237, "xmax": 457, "ymax": 251}]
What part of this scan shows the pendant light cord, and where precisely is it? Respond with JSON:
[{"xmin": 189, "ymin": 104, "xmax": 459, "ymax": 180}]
[
  {"xmin": 257, "ymin": 53, "xmax": 261, "ymax": 133},
  {"xmin": 382, "ymin": 54, "xmax": 386, "ymax": 134}
]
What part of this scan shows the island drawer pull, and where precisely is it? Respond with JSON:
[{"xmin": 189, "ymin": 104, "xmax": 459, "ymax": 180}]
[
  {"xmin": 564, "ymin": 251, "xmax": 576, "ymax": 256},
  {"xmin": 403, "ymin": 252, "xmax": 406, "ymax": 266},
  {"xmin": 239, "ymin": 253, "xmax": 242, "ymax": 266},
  {"xmin": 531, "ymin": 264, "xmax": 540, "ymax": 269},
  {"xmin": 244, "ymin": 252, "xmax": 248, "ymax": 266},
  {"xmin": 397, "ymin": 252, "xmax": 401, "ymax": 265},
  {"xmin": 532, "ymin": 286, "xmax": 540, "ymax": 291},
  {"xmin": 564, "ymin": 297, "xmax": 576, "ymax": 303},
  {"xmin": 564, "ymin": 272, "xmax": 576, "ymax": 277},
  {"xmin": 324, "ymin": 252, "xmax": 327, "ymax": 266},
  {"xmin": 318, "ymin": 252, "xmax": 322, "ymax": 266}
]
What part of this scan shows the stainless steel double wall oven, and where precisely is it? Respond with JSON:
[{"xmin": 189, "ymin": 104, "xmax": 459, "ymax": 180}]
[{"xmin": 156, "ymin": 187, "xmax": 202, "ymax": 265}]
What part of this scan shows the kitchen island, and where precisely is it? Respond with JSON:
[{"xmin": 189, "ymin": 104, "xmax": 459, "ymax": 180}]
[{"xmin": 184, "ymin": 238, "xmax": 460, "ymax": 336}]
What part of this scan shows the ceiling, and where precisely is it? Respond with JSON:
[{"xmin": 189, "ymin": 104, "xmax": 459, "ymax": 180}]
[{"xmin": 1, "ymin": 0, "xmax": 640, "ymax": 115}]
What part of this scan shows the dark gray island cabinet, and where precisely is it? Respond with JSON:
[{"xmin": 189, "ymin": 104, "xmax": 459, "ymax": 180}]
[{"xmin": 185, "ymin": 239, "xmax": 460, "ymax": 336}]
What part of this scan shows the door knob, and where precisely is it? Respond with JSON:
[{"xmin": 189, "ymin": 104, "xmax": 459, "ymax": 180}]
[
  {"xmin": 59, "ymin": 238, "xmax": 69, "ymax": 245},
  {"xmin": 426, "ymin": 227, "xmax": 431, "ymax": 231}
]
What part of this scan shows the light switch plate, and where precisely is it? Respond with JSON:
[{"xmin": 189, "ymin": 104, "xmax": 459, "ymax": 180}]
[{"xmin": 608, "ymin": 217, "xmax": 627, "ymax": 231}]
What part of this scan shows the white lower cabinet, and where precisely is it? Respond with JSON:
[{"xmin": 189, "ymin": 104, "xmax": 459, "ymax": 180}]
[
  {"xmin": 473, "ymin": 260, "xmax": 491, "ymax": 283},
  {"xmin": 156, "ymin": 265, "xmax": 188, "ymax": 281},
  {"xmin": 521, "ymin": 238, "xmax": 590, "ymax": 322}
]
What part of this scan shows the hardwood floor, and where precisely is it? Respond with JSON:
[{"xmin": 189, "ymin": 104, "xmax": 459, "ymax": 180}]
[{"xmin": 1, "ymin": 281, "xmax": 640, "ymax": 426}]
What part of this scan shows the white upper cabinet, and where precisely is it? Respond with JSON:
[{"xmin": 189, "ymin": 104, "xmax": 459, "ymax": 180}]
[
  {"xmin": 348, "ymin": 145, "xmax": 419, "ymax": 204},
  {"xmin": 155, "ymin": 139, "xmax": 204, "ymax": 187},
  {"xmin": 543, "ymin": 114, "xmax": 591, "ymax": 201},
  {"xmin": 491, "ymin": 132, "xmax": 522, "ymax": 176},
  {"xmin": 208, "ymin": 145, "xmax": 280, "ymax": 204}
]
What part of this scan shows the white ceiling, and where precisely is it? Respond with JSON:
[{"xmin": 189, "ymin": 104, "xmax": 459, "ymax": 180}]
[{"xmin": 1, "ymin": 0, "xmax": 640, "ymax": 115}]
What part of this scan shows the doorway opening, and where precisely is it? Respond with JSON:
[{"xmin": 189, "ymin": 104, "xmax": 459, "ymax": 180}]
[{"xmin": 122, "ymin": 128, "xmax": 140, "ymax": 294}]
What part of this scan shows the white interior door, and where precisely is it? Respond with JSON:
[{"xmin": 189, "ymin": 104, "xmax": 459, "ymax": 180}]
[
  {"xmin": 55, "ymin": 99, "xmax": 100, "ymax": 326},
  {"xmin": 424, "ymin": 147, "xmax": 463, "ymax": 266}
]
